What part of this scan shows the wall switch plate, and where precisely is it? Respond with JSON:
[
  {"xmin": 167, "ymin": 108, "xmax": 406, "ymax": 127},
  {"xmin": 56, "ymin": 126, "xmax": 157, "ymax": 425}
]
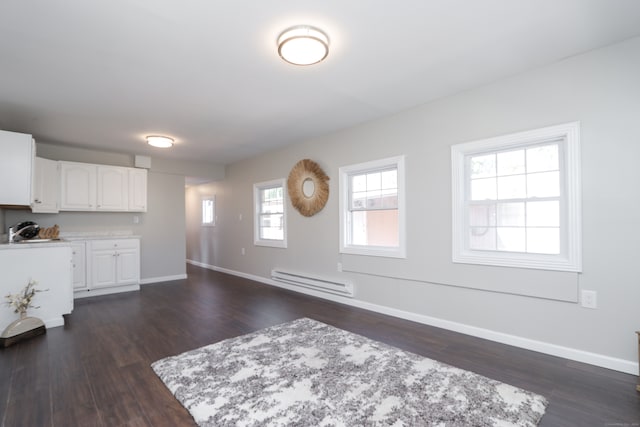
[
  {"xmin": 581, "ymin": 290, "xmax": 597, "ymax": 309},
  {"xmin": 241, "ymin": 248, "xmax": 245, "ymax": 256}
]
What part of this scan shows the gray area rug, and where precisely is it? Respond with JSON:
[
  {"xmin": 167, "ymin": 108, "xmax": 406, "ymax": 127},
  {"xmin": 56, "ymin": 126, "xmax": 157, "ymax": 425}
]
[{"xmin": 152, "ymin": 318, "xmax": 547, "ymax": 426}]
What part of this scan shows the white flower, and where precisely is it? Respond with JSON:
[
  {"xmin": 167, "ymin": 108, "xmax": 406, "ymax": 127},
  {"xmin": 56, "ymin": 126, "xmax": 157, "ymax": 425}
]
[{"xmin": 4, "ymin": 279, "xmax": 47, "ymax": 315}]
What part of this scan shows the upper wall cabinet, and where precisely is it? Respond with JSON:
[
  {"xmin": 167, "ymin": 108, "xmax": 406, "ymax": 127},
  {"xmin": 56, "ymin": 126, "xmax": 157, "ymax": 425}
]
[
  {"xmin": 59, "ymin": 161, "xmax": 147, "ymax": 212},
  {"xmin": 32, "ymin": 157, "xmax": 60, "ymax": 213},
  {"xmin": 0, "ymin": 130, "xmax": 34, "ymax": 206},
  {"xmin": 97, "ymin": 166, "xmax": 129, "ymax": 211},
  {"xmin": 60, "ymin": 161, "xmax": 97, "ymax": 210},
  {"xmin": 128, "ymin": 168, "xmax": 148, "ymax": 212}
]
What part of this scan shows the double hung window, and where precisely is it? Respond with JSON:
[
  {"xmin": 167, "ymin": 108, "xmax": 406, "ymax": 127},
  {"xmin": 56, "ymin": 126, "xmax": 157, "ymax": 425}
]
[
  {"xmin": 339, "ymin": 156, "xmax": 406, "ymax": 258},
  {"xmin": 451, "ymin": 122, "xmax": 581, "ymax": 271},
  {"xmin": 254, "ymin": 179, "xmax": 287, "ymax": 248}
]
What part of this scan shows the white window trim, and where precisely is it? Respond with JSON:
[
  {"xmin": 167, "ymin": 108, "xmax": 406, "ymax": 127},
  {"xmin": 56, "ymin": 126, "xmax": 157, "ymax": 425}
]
[
  {"xmin": 339, "ymin": 155, "xmax": 406, "ymax": 258},
  {"xmin": 201, "ymin": 195, "xmax": 216, "ymax": 227},
  {"xmin": 253, "ymin": 178, "xmax": 287, "ymax": 249},
  {"xmin": 451, "ymin": 122, "xmax": 582, "ymax": 272}
]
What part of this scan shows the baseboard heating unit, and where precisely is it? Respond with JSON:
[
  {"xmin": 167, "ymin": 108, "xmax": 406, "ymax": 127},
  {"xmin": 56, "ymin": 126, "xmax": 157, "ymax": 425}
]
[{"xmin": 271, "ymin": 269, "xmax": 354, "ymax": 297}]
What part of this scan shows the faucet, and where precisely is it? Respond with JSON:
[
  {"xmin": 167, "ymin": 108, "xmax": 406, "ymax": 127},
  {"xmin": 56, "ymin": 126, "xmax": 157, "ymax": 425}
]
[{"xmin": 8, "ymin": 224, "xmax": 39, "ymax": 243}]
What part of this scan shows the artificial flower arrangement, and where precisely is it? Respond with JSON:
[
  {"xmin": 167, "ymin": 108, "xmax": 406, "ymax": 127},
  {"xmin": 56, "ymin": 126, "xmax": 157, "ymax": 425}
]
[{"xmin": 4, "ymin": 279, "xmax": 46, "ymax": 316}]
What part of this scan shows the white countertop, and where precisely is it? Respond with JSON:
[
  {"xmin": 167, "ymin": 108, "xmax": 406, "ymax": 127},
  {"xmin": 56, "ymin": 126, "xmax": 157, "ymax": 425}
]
[
  {"xmin": 0, "ymin": 230, "xmax": 140, "ymax": 248},
  {"xmin": 59, "ymin": 230, "xmax": 137, "ymax": 239},
  {"xmin": 61, "ymin": 232, "xmax": 141, "ymax": 241},
  {"xmin": 0, "ymin": 239, "xmax": 72, "ymax": 250}
]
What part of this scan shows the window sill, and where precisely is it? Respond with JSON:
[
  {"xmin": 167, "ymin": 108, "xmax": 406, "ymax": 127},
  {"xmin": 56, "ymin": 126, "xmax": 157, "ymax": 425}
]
[
  {"xmin": 453, "ymin": 250, "xmax": 581, "ymax": 272},
  {"xmin": 340, "ymin": 245, "xmax": 406, "ymax": 259},
  {"xmin": 254, "ymin": 239, "xmax": 287, "ymax": 249}
]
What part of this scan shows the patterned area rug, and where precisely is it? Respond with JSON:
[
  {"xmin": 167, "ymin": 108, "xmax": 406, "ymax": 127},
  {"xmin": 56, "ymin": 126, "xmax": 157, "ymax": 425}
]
[{"xmin": 152, "ymin": 318, "xmax": 547, "ymax": 426}]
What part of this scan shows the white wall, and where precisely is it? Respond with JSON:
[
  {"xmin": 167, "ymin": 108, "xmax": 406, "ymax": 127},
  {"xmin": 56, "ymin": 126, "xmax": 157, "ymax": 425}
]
[{"xmin": 187, "ymin": 36, "xmax": 640, "ymax": 373}]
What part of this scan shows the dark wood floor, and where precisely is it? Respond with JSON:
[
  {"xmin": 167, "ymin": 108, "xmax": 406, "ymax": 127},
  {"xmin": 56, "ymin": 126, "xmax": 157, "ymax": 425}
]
[{"xmin": 1, "ymin": 264, "xmax": 638, "ymax": 426}]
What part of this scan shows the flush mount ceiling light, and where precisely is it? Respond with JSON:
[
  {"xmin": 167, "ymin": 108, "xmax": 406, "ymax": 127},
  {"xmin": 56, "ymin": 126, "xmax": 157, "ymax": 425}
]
[
  {"xmin": 146, "ymin": 135, "xmax": 174, "ymax": 148},
  {"xmin": 278, "ymin": 25, "xmax": 329, "ymax": 66}
]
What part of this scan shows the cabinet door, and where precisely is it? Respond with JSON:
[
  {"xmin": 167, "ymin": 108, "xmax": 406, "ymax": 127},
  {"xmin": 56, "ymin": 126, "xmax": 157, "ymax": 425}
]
[
  {"xmin": 116, "ymin": 249, "xmax": 139, "ymax": 285},
  {"xmin": 71, "ymin": 243, "xmax": 87, "ymax": 290},
  {"xmin": 0, "ymin": 130, "xmax": 33, "ymax": 206},
  {"xmin": 128, "ymin": 168, "xmax": 147, "ymax": 212},
  {"xmin": 89, "ymin": 239, "xmax": 140, "ymax": 289},
  {"xmin": 91, "ymin": 250, "xmax": 117, "ymax": 288},
  {"xmin": 32, "ymin": 157, "xmax": 60, "ymax": 213},
  {"xmin": 60, "ymin": 162, "xmax": 96, "ymax": 210},
  {"xmin": 97, "ymin": 166, "xmax": 129, "ymax": 211}
]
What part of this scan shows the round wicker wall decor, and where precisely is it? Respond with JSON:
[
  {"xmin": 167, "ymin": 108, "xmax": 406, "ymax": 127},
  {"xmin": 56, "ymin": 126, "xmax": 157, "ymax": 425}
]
[{"xmin": 287, "ymin": 159, "xmax": 330, "ymax": 217}]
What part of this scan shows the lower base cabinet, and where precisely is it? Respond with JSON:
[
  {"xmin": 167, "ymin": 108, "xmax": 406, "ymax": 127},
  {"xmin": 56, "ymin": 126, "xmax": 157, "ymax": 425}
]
[
  {"xmin": 0, "ymin": 246, "xmax": 72, "ymax": 329},
  {"xmin": 71, "ymin": 242, "xmax": 87, "ymax": 290},
  {"xmin": 73, "ymin": 238, "xmax": 140, "ymax": 298}
]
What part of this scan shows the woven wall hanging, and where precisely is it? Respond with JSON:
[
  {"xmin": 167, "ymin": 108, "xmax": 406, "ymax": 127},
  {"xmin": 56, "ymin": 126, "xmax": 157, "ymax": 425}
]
[{"xmin": 287, "ymin": 159, "xmax": 330, "ymax": 217}]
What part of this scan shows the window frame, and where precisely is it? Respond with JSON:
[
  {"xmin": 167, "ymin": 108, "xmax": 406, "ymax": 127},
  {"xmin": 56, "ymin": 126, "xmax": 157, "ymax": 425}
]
[
  {"xmin": 201, "ymin": 195, "xmax": 216, "ymax": 227},
  {"xmin": 451, "ymin": 122, "xmax": 581, "ymax": 272},
  {"xmin": 339, "ymin": 155, "xmax": 406, "ymax": 258},
  {"xmin": 253, "ymin": 178, "xmax": 287, "ymax": 249}
]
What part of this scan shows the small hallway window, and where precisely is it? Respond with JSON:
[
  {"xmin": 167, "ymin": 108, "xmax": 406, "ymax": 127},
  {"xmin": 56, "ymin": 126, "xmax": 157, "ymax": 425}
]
[{"xmin": 202, "ymin": 196, "xmax": 215, "ymax": 226}]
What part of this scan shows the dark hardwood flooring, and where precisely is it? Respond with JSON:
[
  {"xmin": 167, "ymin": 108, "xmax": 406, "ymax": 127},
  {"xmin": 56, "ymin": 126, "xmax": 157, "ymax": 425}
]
[{"xmin": 1, "ymin": 264, "xmax": 638, "ymax": 426}]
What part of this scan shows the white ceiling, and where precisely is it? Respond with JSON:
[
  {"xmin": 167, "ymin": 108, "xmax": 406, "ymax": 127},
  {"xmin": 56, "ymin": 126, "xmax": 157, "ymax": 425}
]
[{"xmin": 1, "ymin": 1, "xmax": 639, "ymax": 165}]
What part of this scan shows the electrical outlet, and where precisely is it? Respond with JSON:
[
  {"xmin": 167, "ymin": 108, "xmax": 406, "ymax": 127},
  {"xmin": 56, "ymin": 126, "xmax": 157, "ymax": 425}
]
[
  {"xmin": 337, "ymin": 262, "xmax": 342, "ymax": 272},
  {"xmin": 581, "ymin": 290, "xmax": 597, "ymax": 309},
  {"xmin": 238, "ymin": 213, "xmax": 243, "ymax": 221},
  {"xmin": 241, "ymin": 247, "xmax": 245, "ymax": 256}
]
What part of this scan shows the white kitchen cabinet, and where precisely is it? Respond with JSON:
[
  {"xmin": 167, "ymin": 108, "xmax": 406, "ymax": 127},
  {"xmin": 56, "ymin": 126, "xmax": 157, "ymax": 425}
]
[
  {"xmin": 0, "ymin": 244, "xmax": 73, "ymax": 329},
  {"xmin": 91, "ymin": 249, "xmax": 117, "ymax": 288},
  {"xmin": 88, "ymin": 238, "xmax": 140, "ymax": 291},
  {"xmin": 59, "ymin": 161, "xmax": 147, "ymax": 212},
  {"xmin": 97, "ymin": 166, "xmax": 129, "ymax": 211},
  {"xmin": 0, "ymin": 129, "xmax": 34, "ymax": 206},
  {"xmin": 60, "ymin": 161, "xmax": 96, "ymax": 210},
  {"xmin": 32, "ymin": 157, "xmax": 60, "ymax": 213},
  {"xmin": 128, "ymin": 168, "xmax": 147, "ymax": 212},
  {"xmin": 71, "ymin": 242, "xmax": 87, "ymax": 290},
  {"xmin": 116, "ymin": 248, "xmax": 139, "ymax": 283}
]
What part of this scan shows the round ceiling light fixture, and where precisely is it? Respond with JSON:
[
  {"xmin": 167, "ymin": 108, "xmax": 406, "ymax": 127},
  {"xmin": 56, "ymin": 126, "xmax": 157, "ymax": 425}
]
[
  {"xmin": 146, "ymin": 135, "xmax": 174, "ymax": 148},
  {"xmin": 278, "ymin": 25, "xmax": 329, "ymax": 66}
]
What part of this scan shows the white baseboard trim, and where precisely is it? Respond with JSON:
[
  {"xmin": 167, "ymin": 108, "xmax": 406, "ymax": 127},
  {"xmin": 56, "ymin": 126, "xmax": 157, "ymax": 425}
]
[
  {"xmin": 44, "ymin": 316, "xmax": 65, "ymax": 329},
  {"xmin": 140, "ymin": 274, "xmax": 188, "ymax": 285},
  {"xmin": 186, "ymin": 259, "xmax": 214, "ymax": 269},
  {"xmin": 186, "ymin": 260, "xmax": 638, "ymax": 375},
  {"xmin": 74, "ymin": 284, "xmax": 141, "ymax": 299}
]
